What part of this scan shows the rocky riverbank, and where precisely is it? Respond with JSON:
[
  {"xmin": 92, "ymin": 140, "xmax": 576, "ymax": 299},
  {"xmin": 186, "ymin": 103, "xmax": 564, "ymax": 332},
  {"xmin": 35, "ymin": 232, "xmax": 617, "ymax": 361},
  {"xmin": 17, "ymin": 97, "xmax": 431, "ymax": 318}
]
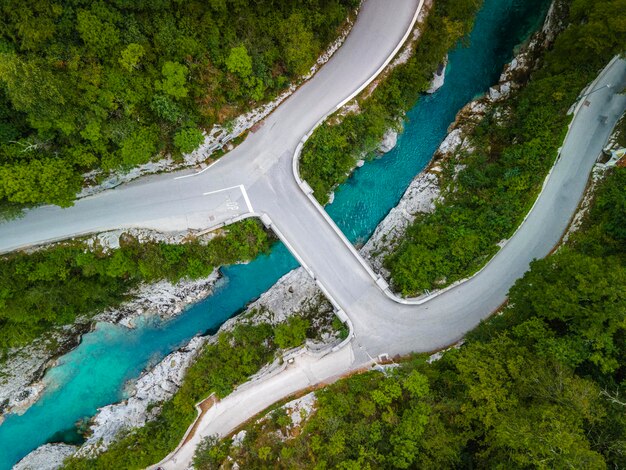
[
  {"xmin": 0, "ymin": 271, "xmax": 221, "ymax": 423},
  {"xmin": 362, "ymin": 0, "xmax": 566, "ymax": 274},
  {"xmin": 15, "ymin": 263, "xmax": 340, "ymax": 466}
]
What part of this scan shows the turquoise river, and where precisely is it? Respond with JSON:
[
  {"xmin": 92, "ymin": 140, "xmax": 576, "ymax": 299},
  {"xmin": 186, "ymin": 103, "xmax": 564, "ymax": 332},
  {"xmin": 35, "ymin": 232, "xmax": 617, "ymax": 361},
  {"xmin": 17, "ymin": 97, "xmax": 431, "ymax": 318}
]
[{"xmin": 0, "ymin": 0, "xmax": 551, "ymax": 466}]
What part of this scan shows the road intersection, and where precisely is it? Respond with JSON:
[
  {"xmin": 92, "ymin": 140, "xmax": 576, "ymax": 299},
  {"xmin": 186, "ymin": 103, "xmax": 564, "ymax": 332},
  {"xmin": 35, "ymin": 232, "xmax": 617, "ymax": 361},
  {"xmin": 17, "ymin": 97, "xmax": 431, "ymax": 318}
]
[{"xmin": 0, "ymin": 0, "xmax": 625, "ymax": 466}]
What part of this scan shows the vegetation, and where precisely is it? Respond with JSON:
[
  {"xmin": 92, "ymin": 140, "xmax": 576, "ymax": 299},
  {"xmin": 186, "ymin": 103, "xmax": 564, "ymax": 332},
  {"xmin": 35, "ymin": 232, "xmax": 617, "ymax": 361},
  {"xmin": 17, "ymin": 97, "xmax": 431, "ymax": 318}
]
[
  {"xmin": 300, "ymin": 0, "xmax": 484, "ymax": 203},
  {"xmin": 65, "ymin": 314, "xmax": 322, "ymax": 470},
  {"xmin": 0, "ymin": 219, "xmax": 271, "ymax": 351},
  {"xmin": 386, "ymin": 0, "xmax": 626, "ymax": 295},
  {"xmin": 0, "ymin": 0, "xmax": 358, "ymax": 206},
  {"xmin": 194, "ymin": 166, "xmax": 626, "ymax": 470}
]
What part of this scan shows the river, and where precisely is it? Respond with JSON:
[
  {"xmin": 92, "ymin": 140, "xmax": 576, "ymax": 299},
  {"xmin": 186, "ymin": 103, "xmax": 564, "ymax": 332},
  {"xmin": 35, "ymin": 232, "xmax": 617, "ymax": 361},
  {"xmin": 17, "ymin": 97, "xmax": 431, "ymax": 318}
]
[{"xmin": 0, "ymin": 0, "xmax": 551, "ymax": 466}]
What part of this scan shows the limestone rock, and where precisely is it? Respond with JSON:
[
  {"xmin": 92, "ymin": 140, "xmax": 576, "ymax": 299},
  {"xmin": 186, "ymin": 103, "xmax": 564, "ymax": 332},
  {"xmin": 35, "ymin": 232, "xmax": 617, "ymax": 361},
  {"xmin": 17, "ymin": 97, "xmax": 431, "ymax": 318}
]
[
  {"xmin": 378, "ymin": 129, "xmax": 398, "ymax": 153},
  {"xmin": 427, "ymin": 55, "xmax": 448, "ymax": 94},
  {"xmin": 13, "ymin": 443, "xmax": 77, "ymax": 470}
]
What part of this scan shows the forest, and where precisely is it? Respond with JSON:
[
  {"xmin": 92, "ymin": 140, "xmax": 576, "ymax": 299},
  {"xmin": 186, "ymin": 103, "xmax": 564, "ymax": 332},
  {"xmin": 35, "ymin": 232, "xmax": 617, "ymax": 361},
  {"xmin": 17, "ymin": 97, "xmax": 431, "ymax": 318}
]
[
  {"xmin": 0, "ymin": 219, "xmax": 271, "ymax": 351},
  {"xmin": 192, "ymin": 165, "xmax": 626, "ymax": 469},
  {"xmin": 0, "ymin": 0, "xmax": 358, "ymax": 206}
]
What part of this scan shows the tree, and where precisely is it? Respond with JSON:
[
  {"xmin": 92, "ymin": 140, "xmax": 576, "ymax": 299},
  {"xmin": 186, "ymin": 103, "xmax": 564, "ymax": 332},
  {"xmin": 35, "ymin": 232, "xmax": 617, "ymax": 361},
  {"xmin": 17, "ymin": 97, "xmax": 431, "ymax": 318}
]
[
  {"xmin": 155, "ymin": 61, "xmax": 189, "ymax": 99},
  {"xmin": 119, "ymin": 44, "xmax": 145, "ymax": 72},
  {"xmin": 280, "ymin": 14, "xmax": 318, "ymax": 76},
  {"xmin": 119, "ymin": 125, "xmax": 159, "ymax": 166},
  {"xmin": 225, "ymin": 45, "xmax": 252, "ymax": 79},
  {"xmin": 273, "ymin": 316, "xmax": 310, "ymax": 349},
  {"xmin": 174, "ymin": 127, "xmax": 204, "ymax": 154}
]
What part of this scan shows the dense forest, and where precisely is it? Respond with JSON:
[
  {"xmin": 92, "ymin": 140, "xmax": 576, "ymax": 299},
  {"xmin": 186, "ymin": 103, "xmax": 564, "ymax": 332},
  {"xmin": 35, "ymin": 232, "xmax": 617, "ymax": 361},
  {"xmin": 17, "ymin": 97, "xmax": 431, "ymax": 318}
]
[
  {"xmin": 0, "ymin": 219, "xmax": 271, "ymax": 351},
  {"xmin": 0, "ymin": 0, "xmax": 358, "ymax": 206},
  {"xmin": 385, "ymin": 0, "xmax": 626, "ymax": 295},
  {"xmin": 193, "ymin": 165, "xmax": 626, "ymax": 469}
]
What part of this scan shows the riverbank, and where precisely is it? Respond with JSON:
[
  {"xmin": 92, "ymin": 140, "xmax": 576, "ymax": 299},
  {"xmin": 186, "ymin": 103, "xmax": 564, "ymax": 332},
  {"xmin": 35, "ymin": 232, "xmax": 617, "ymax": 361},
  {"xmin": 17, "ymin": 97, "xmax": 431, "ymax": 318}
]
[
  {"xmin": 363, "ymin": 0, "xmax": 564, "ymax": 274},
  {"xmin": 0, "ymin": 222, "xmax": 269, "ymax": 421}
]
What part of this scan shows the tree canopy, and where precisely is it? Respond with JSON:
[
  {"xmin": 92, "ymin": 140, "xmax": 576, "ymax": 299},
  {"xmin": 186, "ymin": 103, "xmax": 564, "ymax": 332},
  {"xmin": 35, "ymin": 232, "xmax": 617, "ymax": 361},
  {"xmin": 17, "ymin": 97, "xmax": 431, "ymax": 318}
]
[{"xmin": 0, "ymin": 0, "xmax": 359, "ymax": 206}]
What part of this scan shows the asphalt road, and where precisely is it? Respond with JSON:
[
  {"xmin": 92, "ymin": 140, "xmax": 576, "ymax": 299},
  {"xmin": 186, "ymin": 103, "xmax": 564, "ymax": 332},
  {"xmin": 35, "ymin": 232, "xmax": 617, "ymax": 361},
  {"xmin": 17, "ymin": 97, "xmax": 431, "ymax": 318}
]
[
  {"xmin": 1, "ymin": 0, "xmax": 625, "ymax": 465},
  {"xmin": 158, "ymin": 57, "xmax": 626, "ymax": 468}
]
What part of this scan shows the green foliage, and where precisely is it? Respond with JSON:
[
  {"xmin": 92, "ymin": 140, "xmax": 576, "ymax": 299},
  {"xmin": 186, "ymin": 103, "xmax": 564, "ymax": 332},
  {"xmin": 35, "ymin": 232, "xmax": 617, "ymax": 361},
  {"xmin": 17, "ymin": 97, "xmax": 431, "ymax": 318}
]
[
  {"xmin": 273, "ymin": 315, "xmax": 310, "ymax": 349},
  {"xmin": 0, "ymin": 0, "xmax": 357, "ymax": 205},
  {"xmin": 174, "ymin": 127, "xmax": 204, "ymax": 154},
  {"xmin": 155, "ymin": 61, "xmax": 188, "ymax": 99},
  {"xmin": 0, "ymin": 219, "xmax": 271, "ymax": 350},
  {"xmin": 225, "ymin": 45, "xmax": 253, "ymax": 79},
  {"xmin": 385, "ymin": 0, "xmax": 625, "ymax": 295}
]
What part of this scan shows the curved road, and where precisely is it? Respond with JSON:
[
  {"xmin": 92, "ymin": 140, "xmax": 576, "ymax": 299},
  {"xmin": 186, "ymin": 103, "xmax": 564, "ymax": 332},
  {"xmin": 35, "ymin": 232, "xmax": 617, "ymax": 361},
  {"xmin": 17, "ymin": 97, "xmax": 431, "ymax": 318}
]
[{"xmin": 1, "ymin": 0, "xmax": 625, "ymax": 466}]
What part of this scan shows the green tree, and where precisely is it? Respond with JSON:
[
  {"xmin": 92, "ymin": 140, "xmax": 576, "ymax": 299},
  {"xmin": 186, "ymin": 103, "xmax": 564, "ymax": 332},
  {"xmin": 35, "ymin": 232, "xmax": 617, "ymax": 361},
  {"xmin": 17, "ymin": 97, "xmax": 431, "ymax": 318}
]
[
  {"xmin": 280, "ymin": 14, "xmax": 318, "ymax": 76},
  {"xmin": 119, "ymin": 44, "xmax": 145, "ymax": 72},
  {"xmin": 155, "ymin": 61, "xmax": 189, "ymax": 99},
  {"xmin": 174, "ymin": 127, "xmax": 204, "ymax": 154},
  {"xmin": 225, "ymin": 45, "xmax": 253, "ymax": 79},
  {"xmin": 273, "ymin": 316, "xmax": 310, "ymax": 349}
]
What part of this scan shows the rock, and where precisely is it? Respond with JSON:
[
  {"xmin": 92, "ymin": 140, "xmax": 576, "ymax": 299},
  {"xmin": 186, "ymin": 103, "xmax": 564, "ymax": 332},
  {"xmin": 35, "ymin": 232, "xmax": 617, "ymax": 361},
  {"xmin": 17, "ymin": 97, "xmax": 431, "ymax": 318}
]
[
  {"xmin": 378, "ymin": 129, "xmax": 398, "ymax": 153},
  {"xmin": 232, "ymin": 430, "xmax": 247, "ymax": 447},
  {"xmin": 361, "ymin": 172, "xmax": 440, "ymax": 273},
  {"xmin": 356, "ymin": 159, "xmax": 365, "ymax": 167},
  {"xmin": 13, "ymin": 443, "xmax": 77, "ymax": 470},
  {"xmin": 246, "ymin": 269, "xmax": 321, "ymax": 325},
  {"xmin": 427, "ymin": 55, "xmax": 448, "ymax": 94},
  {"xmin": 437, "ymin": 128, "xmax": 463, "ymax": 156},
  {"xmin": 489, "ymin": 82, "xmax": 512, "ymax": 102},
  {"xmin": 6, "ymin": 382, "xmax": 45, "ymax": 416}
]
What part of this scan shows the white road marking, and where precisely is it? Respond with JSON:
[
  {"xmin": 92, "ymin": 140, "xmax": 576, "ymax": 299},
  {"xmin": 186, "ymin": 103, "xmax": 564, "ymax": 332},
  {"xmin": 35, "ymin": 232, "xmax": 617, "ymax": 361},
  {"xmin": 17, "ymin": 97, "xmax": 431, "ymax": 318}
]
[
  {"xmin": 239, "ymin": 185, "xmax": 254, "ymax": 213},
  {"xmin": 202, "ymin": 185, "xmax": 242, "ymax": 196},
  {"xmin": 174, "ymin": 159, "xmax": 221, "ymax": 180},
  {"xmin": 202, "ymin": 184, "xmax": 254, "ymax": 214}
]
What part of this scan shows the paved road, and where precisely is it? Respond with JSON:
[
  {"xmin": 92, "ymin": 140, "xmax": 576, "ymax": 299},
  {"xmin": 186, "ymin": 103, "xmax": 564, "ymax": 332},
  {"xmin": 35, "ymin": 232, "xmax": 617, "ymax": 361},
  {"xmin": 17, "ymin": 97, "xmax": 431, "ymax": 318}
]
[
  {"xmin": 157, "ymin": 57, "xmax": 626, "ymax": 468},
  {"xmin": 1, "ymin": 0, "xmax": 625, "ymax": 465},
  {"xmin": 0, "ymin": 0, "xmax": 421, "ymax": 253}
]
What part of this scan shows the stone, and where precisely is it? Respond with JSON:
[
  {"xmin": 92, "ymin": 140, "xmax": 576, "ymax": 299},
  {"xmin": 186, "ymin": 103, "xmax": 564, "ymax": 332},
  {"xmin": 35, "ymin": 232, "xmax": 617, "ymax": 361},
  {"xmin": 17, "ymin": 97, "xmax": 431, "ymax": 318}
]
[
  {"xmin": 13, "ymin": 443, "xmax": 77, "ymax": 470},
  {"xmin": 378, "ymin": 129, "xmax": 398, "ymax": 153},
  {"xmin": 427, "ymin": 54, "xmax": 448, "ymax": 94}
]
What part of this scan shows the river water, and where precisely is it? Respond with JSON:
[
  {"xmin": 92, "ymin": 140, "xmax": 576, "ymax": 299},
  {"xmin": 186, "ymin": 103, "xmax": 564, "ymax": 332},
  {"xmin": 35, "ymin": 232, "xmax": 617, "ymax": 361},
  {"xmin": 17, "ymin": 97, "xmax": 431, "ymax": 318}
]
[{"xmin": 0, "ymin": 0, "xmax": 551, "ymax": 466}]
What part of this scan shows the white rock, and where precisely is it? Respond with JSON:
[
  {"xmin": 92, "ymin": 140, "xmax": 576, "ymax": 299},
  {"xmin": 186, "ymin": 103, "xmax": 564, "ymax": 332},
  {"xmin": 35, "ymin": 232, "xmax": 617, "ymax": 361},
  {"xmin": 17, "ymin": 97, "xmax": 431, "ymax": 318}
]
[
  {"xmin": 488, "ymin": 86, "xmax": 502, "ymax": 101},
  {"xmin": 361, "ymin": 172, "xmax": 440, "ymax": 273},
  {"xmin": 437, "ymin": 128, "xmax": 463, "ymax": 155},
  {"xmin": 246, "ymin": 269, "xmax": 320, "ymax": 324},
  {"xmin": 427, "ymin": 55, "xmax": 448, "ymax": 94},
  {"xmin": 231, "ymin": 430, "xmax": 247, "ymax": 447},
  {"xmin": 378, "ymin": 129, "xmax": 398, "ymax": 153},
  {"xmin": 13, "ymin": 443, "xmax": 77, "ymax": 470}
]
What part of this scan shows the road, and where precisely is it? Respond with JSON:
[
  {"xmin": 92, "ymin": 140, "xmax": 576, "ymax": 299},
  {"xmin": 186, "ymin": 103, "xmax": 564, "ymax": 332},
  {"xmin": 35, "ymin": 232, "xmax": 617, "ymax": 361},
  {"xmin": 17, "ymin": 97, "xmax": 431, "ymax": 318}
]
[
  {"xmin": 157, "ymin": 55, "xmax": 626, "ymax": 468},
  {"xmin": 1, "ymin": 0, "xmax": 625, "ymax": 466}
]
